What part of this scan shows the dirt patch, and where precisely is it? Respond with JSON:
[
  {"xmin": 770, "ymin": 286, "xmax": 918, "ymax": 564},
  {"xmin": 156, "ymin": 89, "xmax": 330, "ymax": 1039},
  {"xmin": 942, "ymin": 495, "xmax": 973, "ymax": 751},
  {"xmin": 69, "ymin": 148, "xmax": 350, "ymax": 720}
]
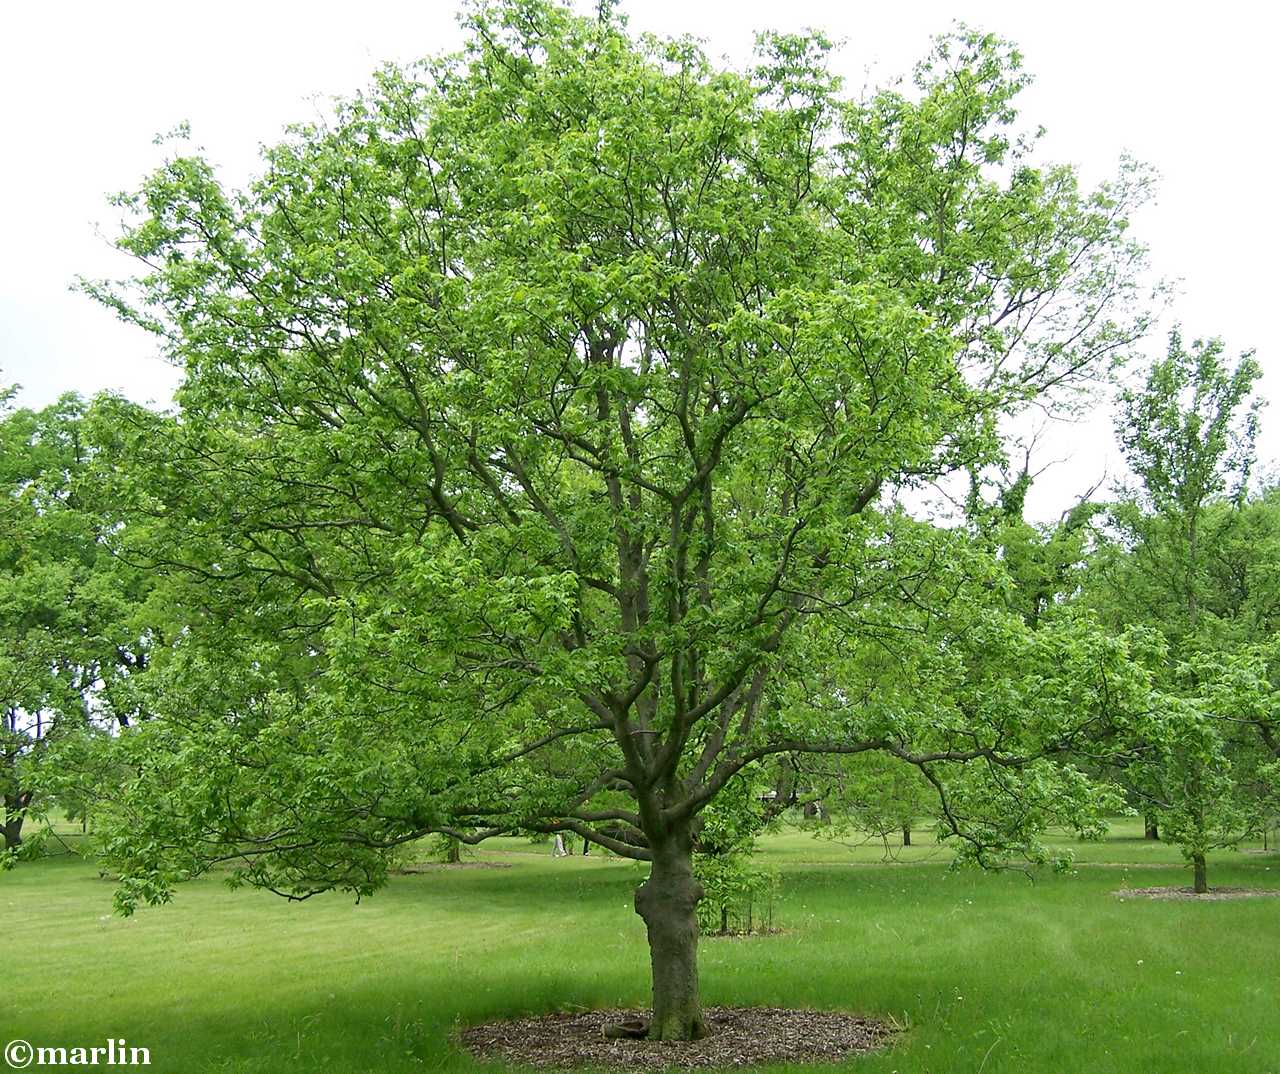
[
  {"xmin": 458, "ymin": 1007, "xmax": 896, "ymax": 1070},
  {"xmin": 1075, "ymin": 861, "xmax": 1182, "ymax": 869},
  {"xmin": 1114, "ymin": 886, "xmax": 1280, "ymax": 901},
  {"xmin": 702, "ymin": 929, "xmax": 791, "ymax": 941},
  {"xmin": 393, "ymin": 861, "xmax": 513, "ymax": 873}
]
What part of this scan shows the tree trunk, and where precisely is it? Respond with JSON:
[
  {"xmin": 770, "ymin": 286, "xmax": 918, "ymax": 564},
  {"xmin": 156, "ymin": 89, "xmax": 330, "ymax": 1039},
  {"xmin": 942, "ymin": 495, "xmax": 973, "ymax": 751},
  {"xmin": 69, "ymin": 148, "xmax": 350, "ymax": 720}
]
[
  {"xmin": 1192, "ymin": 852, "xmax": 1208, "ymax": 894},
  {"xmin": 444, "ymin": 836, "xmax": 461, "ymax": 864},
  {"xmin": 2, "ymin": 814, "xmax": 22, "ymax": 851},
  {"xmin": 1144, "ymin": 817, "xmax": 1159, "ymax": 841},
  {"xmin": 634, "ymin": 835, "xmax": 706, "ymax": 1041},
  {"xmin": 1187, "ymin": 513, "xmax": 1199, "ymax": 629},
  {"xmin": 901, "ymin": 825, "xmax": 912, "ymax": 847}
]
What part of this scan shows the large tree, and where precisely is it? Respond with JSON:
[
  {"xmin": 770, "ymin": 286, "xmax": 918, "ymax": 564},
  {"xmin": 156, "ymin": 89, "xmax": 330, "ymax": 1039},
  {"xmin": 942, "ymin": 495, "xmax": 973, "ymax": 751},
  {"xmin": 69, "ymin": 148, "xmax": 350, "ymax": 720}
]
[{"xmin": 88, "ymin": 2, "xmax": 1154, "ymax": 1040}]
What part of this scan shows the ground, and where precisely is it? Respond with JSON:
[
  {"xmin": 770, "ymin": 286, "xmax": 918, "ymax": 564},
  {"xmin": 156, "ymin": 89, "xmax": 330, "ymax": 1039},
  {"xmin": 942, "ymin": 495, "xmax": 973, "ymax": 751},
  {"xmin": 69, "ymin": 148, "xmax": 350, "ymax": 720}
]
[
  {"xmin": 3, "ymin": 820, "xmax": 1278, "ymax": 1073},
  {"xmin": 460, "ymin": 1007, "xmax": 896, "ymax": 1069}
]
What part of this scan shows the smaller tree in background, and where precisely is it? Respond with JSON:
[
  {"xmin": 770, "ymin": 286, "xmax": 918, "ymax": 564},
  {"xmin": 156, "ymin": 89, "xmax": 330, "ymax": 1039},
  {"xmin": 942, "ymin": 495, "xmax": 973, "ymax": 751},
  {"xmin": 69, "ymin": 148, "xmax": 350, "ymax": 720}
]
[
  {"xmin": 1094, "ymin": 330, "xmax": 1274, "ymax": 889},
  {"xmin": 693, "ymin": 775, "xmax": 779, "ymax": 936},
  {"xmin": 1, "ymin": 391, "xmax": 97, "ymax": 855},
  {"xmin": 1139, "ymin": 648, "xmax": 1278, "ymax": 892},
  {"xmin": 813, "ymin": 752, "xmax": 934, "ymax": 851},
  {"xmin": 0, "ymin": 390, "xmax": 160, "ymax": 860},
  {"xmin": 964, "ymin": 443, "xmax": 1105, "ymax": 632}
]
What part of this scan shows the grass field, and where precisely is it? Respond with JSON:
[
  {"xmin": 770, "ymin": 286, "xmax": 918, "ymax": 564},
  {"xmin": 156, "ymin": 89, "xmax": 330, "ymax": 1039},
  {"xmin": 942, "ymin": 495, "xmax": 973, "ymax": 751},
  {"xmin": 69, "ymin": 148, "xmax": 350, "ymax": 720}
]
[{"xmin": 4, "ymin": 820, "xmax": 1278, "ymax": 1073}]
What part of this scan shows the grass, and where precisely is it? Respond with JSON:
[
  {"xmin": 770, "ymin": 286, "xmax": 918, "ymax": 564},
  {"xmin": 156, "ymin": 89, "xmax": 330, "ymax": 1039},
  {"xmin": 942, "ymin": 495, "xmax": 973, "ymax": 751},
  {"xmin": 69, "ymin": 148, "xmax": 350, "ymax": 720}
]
[{"xmin": 3, "ymin": 821, "xmax": 1278, "ymax": 1073}]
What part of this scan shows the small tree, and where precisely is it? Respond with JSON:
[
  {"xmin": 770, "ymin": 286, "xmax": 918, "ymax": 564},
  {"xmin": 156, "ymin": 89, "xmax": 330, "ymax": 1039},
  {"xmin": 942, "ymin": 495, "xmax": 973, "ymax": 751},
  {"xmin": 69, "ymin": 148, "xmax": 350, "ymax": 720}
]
[
  {"xmin": 430, "ymin": 833, "xmax": 463, "ymax": 864},
  {"xmin": 1097, "ymin": 330, "xmax": 1269, "ymax": 890},
  {"xmin": 695, "ymin": 853, "xmax": 779, "ymax": 936},
  {"xmin": 815, "ymin": 752, "xmax": 933, "ymax": 851},
  {"xmin": 87, "ymin": 3, "xmax": 1154, "ymax": 1040},
  {"xmin": 1143, "ymin": 649, "xmax": 1278, "ymax": 892},
  {"xmin": 691, "ymin": 773, "xmax": 778, "ymax": 935}
]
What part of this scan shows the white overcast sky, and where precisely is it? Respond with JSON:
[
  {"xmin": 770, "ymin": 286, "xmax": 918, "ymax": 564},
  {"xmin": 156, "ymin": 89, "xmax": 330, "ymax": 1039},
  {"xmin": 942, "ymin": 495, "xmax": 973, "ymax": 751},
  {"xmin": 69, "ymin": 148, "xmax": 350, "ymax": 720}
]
[{"xmin": 2, "ymin": 1, "xmax": 1276, "ymax": 519}]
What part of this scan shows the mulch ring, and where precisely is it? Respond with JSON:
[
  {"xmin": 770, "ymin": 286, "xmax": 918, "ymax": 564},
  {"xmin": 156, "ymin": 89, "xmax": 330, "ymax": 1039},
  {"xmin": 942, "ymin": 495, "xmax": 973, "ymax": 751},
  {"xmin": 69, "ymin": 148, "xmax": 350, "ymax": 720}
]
[
  {"xmin": 458, "ymin": 1007, "xmax": 897, "ymax": 1070},
  {"xmin": 1114, "ymin": 886, "xmax": 1280, "ymax": 902},
  {"xmin": 392, "ymin": 862, "xmax": 513, "ymax": 874}
]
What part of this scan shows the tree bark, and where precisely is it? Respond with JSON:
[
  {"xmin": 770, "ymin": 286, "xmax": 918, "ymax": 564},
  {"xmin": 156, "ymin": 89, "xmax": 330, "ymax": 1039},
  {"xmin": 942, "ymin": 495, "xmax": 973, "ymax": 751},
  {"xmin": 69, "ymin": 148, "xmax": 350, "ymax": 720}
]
[
  {"xmin": 634, "ymin": 834, "xmax": 706, "ymax": 1041},
  {"xmin": 901, "ymin": 825, "xmax": 912, "ymax": 847},
  {"xmin": 1144, "ymin": 817, "xmax": 1159, "ymax": 841},
  {"xmin": 2, "ymin": 814, "xmax": 22, "ymax": 851},
  {"xmin": 1192, "ymin": 852, "xmax": 1208, "ymax": 894}
]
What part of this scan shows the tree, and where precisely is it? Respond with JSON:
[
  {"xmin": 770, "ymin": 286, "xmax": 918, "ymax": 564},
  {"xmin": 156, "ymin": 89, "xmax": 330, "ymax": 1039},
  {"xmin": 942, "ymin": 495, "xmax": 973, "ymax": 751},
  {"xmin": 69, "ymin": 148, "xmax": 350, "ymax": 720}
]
[
  {"xmin": 1149, "ymin": 649, "xmax": 1276, "ymax": 892},
  {"xmin": 87, "ymin": 2, "xmax": 1154, "ymax": 1040},
  {"xmin": 692, "ymin": 773, "xmax": 779, "ymax": 935},
  {"xmin": 817, "ymin": 752, "xmax": 934, "ymax": 850},
  {"xmin": 1096, "ymin": 330, "xmax": 1269, "ymax": 890},
  {"xmin": 0, "ymin": 391, "xmax": 155, "ymax": 855}
]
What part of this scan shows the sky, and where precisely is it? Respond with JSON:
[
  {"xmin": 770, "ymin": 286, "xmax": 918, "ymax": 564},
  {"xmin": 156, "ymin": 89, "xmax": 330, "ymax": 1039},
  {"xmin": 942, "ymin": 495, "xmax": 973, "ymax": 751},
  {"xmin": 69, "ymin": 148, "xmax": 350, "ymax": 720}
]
[{"xmin": 2, "ymin": 1, "xmax": 1275, "ymax": 520}]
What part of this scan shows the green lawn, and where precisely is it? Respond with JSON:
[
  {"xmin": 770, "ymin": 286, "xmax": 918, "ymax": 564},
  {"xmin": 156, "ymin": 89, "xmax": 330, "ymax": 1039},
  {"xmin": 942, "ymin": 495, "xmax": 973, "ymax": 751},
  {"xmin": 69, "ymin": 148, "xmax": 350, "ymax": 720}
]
[{"xmin": 4, "ymin": 823, "xmax": 1278, "ymax": 1073}]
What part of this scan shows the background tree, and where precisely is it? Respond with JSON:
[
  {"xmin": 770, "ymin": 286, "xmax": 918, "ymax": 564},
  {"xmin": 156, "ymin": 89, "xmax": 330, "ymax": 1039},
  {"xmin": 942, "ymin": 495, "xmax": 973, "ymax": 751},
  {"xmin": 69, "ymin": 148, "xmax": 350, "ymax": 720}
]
[
  {"xmin": 1107, "ymin": 330, "xmax": 1262, "ymax": 646},
  {"xmin": 1159, "ymin": 648, "xmax": 1277, "ymax": 891},
  {"xmin": 692, "ymin": 773, "xmax": 779, "ymax": 935},
  {"xmin": 1091, "ymin": 330, "xmax": 1271, "ymax": 889},
  {"xmin": 86, "ymin": 2, "xmax": 1154, "ymax": 1040},
  {"xmin": 815, "ymin": 752, "xmax": 934, "ymax": 850},
  {"xmin": 964, "ymin": 441, "xmax": 1105, "ymax": 630},
  {"xmin": 0, "ymin": 390, "xmax": 156, "ymax": 855}
]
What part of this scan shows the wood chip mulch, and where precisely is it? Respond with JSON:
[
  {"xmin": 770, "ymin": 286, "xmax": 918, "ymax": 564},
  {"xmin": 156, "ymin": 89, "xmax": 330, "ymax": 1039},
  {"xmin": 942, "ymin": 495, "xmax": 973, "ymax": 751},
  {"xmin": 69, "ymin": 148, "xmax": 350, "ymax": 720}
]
[
  {"xmin": 392, "ymin": 862, "xmax": 513, "ymax": 873},
  {"xmin": 458, "ymin": 1007, "xmax": 897, "ymax": 1070},
  {"xmin": 1114, "ymin": 886, "xmax": 1280, "ymax": 901}
]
